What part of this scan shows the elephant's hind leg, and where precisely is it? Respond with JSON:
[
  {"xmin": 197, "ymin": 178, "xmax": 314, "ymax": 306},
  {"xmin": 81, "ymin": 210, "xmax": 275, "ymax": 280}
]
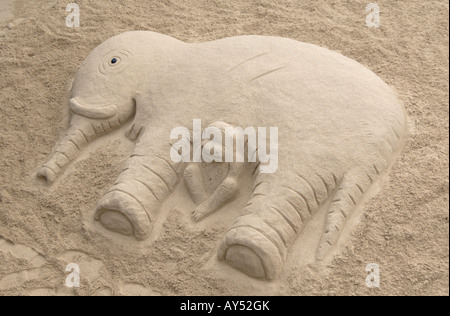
[{"xmin": 218, "ymin": 170, "xmax": 333, "ymax": 279}]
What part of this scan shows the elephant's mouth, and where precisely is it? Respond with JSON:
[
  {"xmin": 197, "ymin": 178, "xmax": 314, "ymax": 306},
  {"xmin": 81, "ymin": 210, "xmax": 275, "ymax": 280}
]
[{"xmin": 69, "ymin": 98, "xmax": 119, "ymax": 119}]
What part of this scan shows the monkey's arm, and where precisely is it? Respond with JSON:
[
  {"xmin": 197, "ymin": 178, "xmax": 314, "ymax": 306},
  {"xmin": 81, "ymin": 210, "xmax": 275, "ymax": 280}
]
[
  {"xmin": 184, "ymin": 164, "xmax": 208, "ymax": 205},
  {"xmin": 192, "ymin": 163, "xmax": 245, "ymax": 222}
]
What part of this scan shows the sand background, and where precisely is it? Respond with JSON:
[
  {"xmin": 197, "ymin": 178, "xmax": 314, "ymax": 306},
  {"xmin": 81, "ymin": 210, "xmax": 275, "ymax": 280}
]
[{"xmin": 0, "ymin": 0, "xmax": 448, "ymax": 296}]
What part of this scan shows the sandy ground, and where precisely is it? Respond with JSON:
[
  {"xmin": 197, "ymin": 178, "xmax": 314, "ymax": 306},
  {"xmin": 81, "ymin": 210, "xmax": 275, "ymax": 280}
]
[
  {"xmin": 0, "ymin": 0, "xmax": 448, "ymax": 296},
  {"xmin": 0, "ymin": 0, "xmax": 13, "ymax": 24}
]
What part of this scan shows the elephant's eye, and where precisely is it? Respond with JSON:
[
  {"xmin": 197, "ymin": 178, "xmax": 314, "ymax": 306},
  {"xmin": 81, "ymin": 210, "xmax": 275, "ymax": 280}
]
[{"xmin": 110, "ymin": 57, "xmax": 120, "ymax": 65}]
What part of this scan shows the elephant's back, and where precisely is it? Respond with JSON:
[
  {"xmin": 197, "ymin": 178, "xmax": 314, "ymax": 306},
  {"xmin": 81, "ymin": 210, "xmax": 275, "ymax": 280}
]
[
  {"xmin": 187, "ymin": 36, "xmax": 407, "ymax": 169},
  {"xmin": 199, "ymin": 35, "xmax": 405, "ymax": 126},
  {"xmin": 157, "ymin": 35, "xmax": 406, "ymax": 169}
]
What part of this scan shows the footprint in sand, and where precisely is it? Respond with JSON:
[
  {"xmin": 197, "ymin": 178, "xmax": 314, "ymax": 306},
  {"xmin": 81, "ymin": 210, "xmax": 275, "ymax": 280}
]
[
  {"xmin": 0, "ymin": 237, "xmax": 47, "ymax": 292},
  {"xmin": 22, "ymin": 250, "xmax": 112, "ymax": 296},
  {"xmin": 1, "ymin": 239, "xmax": 162, "ymax": 295},
  {"xmin": 57, "ymin": 250, "xmax": 110, "ymax": 296},
  {"xmin": 0, "ymin": 240, "xmax": 110, "ymax": 296}
]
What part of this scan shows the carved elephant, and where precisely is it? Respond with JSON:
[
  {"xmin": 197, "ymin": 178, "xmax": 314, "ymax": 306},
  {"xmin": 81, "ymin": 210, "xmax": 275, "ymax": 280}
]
[{"xmin": 38, "ymin": 31, "xmax": 407, "ymax": 280}]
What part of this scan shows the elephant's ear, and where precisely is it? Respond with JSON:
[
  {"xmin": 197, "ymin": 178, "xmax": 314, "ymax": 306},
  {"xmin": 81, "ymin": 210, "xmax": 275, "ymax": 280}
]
[{"xmin": 67, "ymin": 77, "xmax": 75, "ymax": 93}]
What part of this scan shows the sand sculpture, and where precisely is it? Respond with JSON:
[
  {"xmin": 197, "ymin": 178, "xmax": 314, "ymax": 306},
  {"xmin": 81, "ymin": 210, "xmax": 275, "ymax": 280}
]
[
  {"xmin": 184, "ymin": 121, "xmax": 254, "ymax": 222},
  {"xmin": 37, "ymin": 31, "xmax": 407, "ymax": 280}
]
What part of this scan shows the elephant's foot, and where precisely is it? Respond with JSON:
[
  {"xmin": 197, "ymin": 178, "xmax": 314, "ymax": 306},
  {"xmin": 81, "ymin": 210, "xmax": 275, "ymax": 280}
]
[
  {"xmin": 225, "ymin": 245, "xmax": 265, "ymax": 279},
  {"xmin": 94, "ymin": 190, "xmax": 152, "ymax": 240},
  {"xmin": 218, "ymin": 226, "xmax": 284, "ymax": 280},
  {"xmin": 97, "ymin": 211, "xmax": 133, "ymax": 236}
]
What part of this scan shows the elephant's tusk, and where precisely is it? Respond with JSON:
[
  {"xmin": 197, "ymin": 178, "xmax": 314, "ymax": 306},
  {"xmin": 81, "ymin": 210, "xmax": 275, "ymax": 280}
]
[{"xmin": 69, "ymin": 98, "xmax": 118, "ymax": 119}]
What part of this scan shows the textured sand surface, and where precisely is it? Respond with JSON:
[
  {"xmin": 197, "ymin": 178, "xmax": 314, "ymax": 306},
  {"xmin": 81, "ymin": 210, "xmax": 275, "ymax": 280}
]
[
  {"xmin": 0, "ymin": 0, "xmax": 14, "ymax": 24},
  {"xmin": 0, "ymin": 0, "xmax": 448, "ymax": 296}
]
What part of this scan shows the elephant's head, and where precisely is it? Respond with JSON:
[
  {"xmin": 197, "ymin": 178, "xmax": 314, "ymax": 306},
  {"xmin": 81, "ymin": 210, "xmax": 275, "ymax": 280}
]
[{"xmin": 38, "ymin": 31, "xmax": 176, "ymax": 183}]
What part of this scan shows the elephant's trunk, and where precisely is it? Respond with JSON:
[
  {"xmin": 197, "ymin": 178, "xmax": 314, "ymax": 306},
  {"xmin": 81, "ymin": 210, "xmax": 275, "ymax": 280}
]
[{"xmin": 38, "ymin": 114, "xmax": 123, "ymax": 183}]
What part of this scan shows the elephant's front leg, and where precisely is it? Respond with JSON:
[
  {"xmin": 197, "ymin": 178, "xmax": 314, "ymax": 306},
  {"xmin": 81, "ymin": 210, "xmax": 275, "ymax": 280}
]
[{"xmin": 95, "ymin": 140, "xmax": 182, "ymax": 240}]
